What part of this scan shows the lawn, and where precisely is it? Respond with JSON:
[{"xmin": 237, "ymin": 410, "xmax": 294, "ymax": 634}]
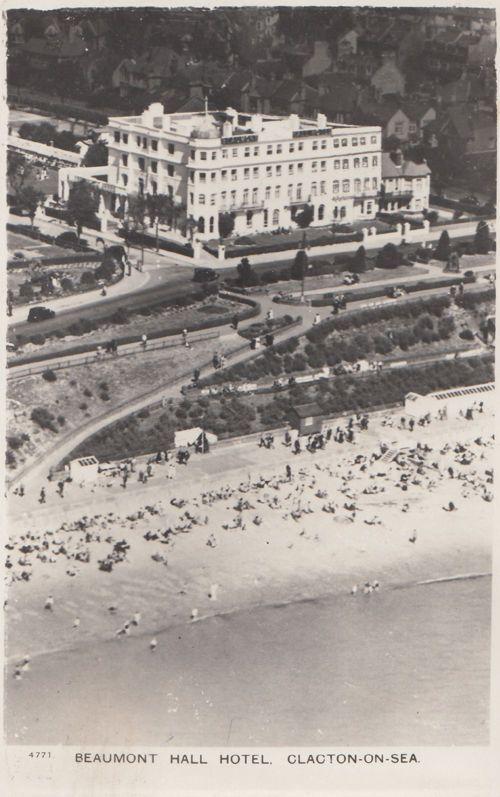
[
  {"xmin": 8, "ymin": 230, "xmax": 71, "ymax": 260},
  {"xmin": 264, "ymin": 264, "xmax": 428, "ymax": 295}
]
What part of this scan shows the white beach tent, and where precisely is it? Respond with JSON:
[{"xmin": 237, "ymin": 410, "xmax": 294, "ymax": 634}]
[{"xmin": 174, "ymin": 427, "xmax": 218, "ymax": 448}]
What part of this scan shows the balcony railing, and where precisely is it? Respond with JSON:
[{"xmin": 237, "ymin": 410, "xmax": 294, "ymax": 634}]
[{"xmin": 220, "ymin": 200, "xmax": 265, "ymax": 212}]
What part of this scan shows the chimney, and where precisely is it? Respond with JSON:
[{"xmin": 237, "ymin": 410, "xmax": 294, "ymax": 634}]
[
  {"xmin": 316, "ymin": 112, "xmax": 327, "ymax": 128},
  {"xmin": 222, "ymin": 120, "xmax": 233, "ymax": 138},
  {"xmin": 289, "ymin": 113, "xmax": 300, "ymax": 131},
  {"xmin": 251, "ymin": 113, "xmax": 263, "ymax": 133}
]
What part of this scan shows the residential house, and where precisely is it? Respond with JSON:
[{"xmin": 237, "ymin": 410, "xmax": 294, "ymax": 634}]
[
  {"xmin": 370, "ymin": 52, "xmax": 405, "ymax": 98},
  {"xmin": 356, "ymin": 100, "xmax": 412, "ymax": 142},
  {"xmin": 334, "ymin": 29, "xmax": 358, "ymax": 57},
  {"xmin": 381, "ymin": 150, "xmax": 431, "ymax": 213},
  {"xmin": 424, "ymin": 28, "xmax": 473, "ymax": 78},
  {"xmin": 440, "ymin": 107, "xmax": 496, "ymax": 155},
  {"xmin": 112, "ymin": 47, "xmax": 186, "ymax": 98},
  {"xmin": 401, "ymin": 101, "xmax": 436, "ymax": 137},
  {"xmin": 328, "ymin": 52, "xmax": 378, "ymax": 83},
  {"xmin": 302, "ymin": 41, "xmax": 332, "ymax": 78},
  {"xmin": 270, "ymin": 79, "xmax": 320, "ymax": 118}
]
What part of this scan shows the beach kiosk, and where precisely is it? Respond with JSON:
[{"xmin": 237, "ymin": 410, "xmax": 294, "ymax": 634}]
[
  {"xmin": 68, "ymin": 455, "xmax": 100, "ymax": 482},
  {"xmin": 290, "ymin": 402, "xmax": 326, "ymax": 435}
]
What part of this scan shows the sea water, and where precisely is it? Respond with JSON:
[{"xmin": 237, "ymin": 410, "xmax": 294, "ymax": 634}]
[{"xmin": 5, "ymin": 576, "xmax": 490, "ymax": 745}]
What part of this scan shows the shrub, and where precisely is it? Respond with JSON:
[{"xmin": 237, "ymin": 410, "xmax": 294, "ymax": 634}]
[
  {"xmin": 19, "ymin": 282, "xmax": 34, "ymax": 299},
  {"xmin": 83, "ymin": 388, "xmax": 93, "ymax": 397},
  {"xmin": 31, "ymin": 407, "xmax": 58, "ymax": 432},
  {"xmin": 80, "ymin": 270, "xmax": 96, "ymax": 285},
  {"xmin": 6, "ymin": 449, "xmax": 16, "ymax": 467},
  {"xmin": 459, "ymin": 328, "xmax": 475, "ymax": 341},
  {"xmin": 57, "ymin": 415, "xmax": 66, "ymax": 426},
  {"xmin": 434, "ymin": 230, "xmax": 451, "ymax": 261},
  {"xmin": 30, "ymin": 333, "xmax": 46, "ymax": 346},
  {"xmin": 79, "ymin": 402, "xmax": 88, "ymax": 410},
  {"xmin": 60, "ymin": 277, "xmax": 74, "ymax": 291},
  {"xmin": 42, "ymin": 368, "xmax": 57, "ymax": 382},
  {"xmin": 376, "ymin": 243, "xmax": 401, "ymax": 269},
  {"xmin": 137, "ymin": 408, "xmax": 150, "ymax": 419}
]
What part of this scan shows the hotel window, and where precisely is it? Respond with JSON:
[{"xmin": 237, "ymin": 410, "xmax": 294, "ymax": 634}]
[
  {"xmin": 333, "ymin": 138, "xmax": 340, "ymax": 148},
  {"xmin": 318, "ymin": 204, "xmax": 325, "ymax": 220},
  {"xmin": 311, "ymin": 182, "xmax": 317, "ymax": 196},
  {"xmin": 211, "ymin": 172, "xmax": 216, "ymax": 182},
  {"xmin": 243, "ymin": 189, "xmax": 249, "ymax": 204},
  {"xmin": 244, "ymin": 168, "xmax": 250, "ymax": 179},
  {"xmin": 190, "ymin": 149, "xmax": 195, "ymax": 159},
  {"xmin": 189, "ymin": 192, "xmax": 194, "ymax": 204},
  {"xmin": 168, "ymin": 185, "xmax": 173, "ymax": 197},
  {"xmin": 221, "ymin": 191, "xmax": 226, "ymax": 203},
  {"xmin": 198, "ymin": 217, "xmax": 205, "ymax": 233},
  {"xmin": 289, "ymin": 164, "xmax": 294, "ymax": 175},
  {"xmin": 267, "ymin": 144, "xmax": 273, "ymax": 155},
  {"xmin": 199, "ymin": 194, "xmax": 205, "ymax": 204},
  {"xmin": 263, "ymin": 209, "xmax": 269, "ymax": 227},
  {"xmin": 362, "ymin": 157, "xmax": 368, "ymax": 167},
  {"xmin": 341, "ymin": 138, "xmax": 348, "ymax": 146},
  {"xmin": 123, "ymin": 133, "xmax": 128, "ymax": 144},
  {"xmin": 199, "ymin": 172, "xmax": 206, "ymax": 182},
  {"xmin": 360, "ymin": 136, "xmax": 366, "ymax": 145},
  {"xmin": 122, "ymin": 154, "xmax": 128, "ymax": 166},
  {"xmin": 312, "ymin": 161, "xmax": 318, "ymax": 172},
  {"xmin": 352, "ymin": 137, "xmax": 358, "ymax": 146},
  {"xmin": 342, "ymin": 179, "xmax": 350, "ymax": 192},
  {"xmin": 151, "ymin": 180, "xmax": 157, "ymax": 194},
  {"xmin": 275, "ymin": 186, "xmax": 281, "ymax": 199},
  {"xmin": 320, "ymin": 181, "xmax": 326, "ymax": 194},
  {"xmin": 334, "ymin": 160, "xmax": 340, "ymax": 170},
  {"xmin": 244, "ymin": 147, "xmax": 250, "ymax": 157},
  {"xmin": 253, "ymin": 167, "xmax": 259, "ymax": 177},
  {"xmin": 298, "ymin": 142, "xmax": 304, "ymax": 151},
  {"xmin": 276, "ymin": 165, "xmax": 282, "ymax": 176},
  {"xmin": 151, "ymin": 161, "xmax": 158, "ymax": 173},
  {"xmin": 342, "ymin": 159, "xmax": 349, "ymax": 169},
  {"xmin": 122, "ymin": 174, "xmax": 128, "ymax": 186},
  {"xmin": 354, "ymin": 158, "xmax": 360, "ymax": 168},
  {"xmin": 276, "ymin": 144, "xmax": 282, "ymax": 154},
  {"xmin": 289, "ymin": 143, "xmax": 295, "ymax": 153},
  {"xmin": 272, "ymin": 209, "xmax": 279, "ymax": 225},
  {"xmin": 212, "ymin": 151, "xmax": 217, "ymax": 160},
  {"xmin": 371, "ymin": 135, "xmax": 377, "ymax": 144},
  {"xmin": 210, "ymin": 194, "xmax": 216, "ymax": 205},
  {"xmin": 200, "ymin": 152, "xmax": 207, "ymax": 160},
  {"xmin": 142, "ymin": 137, "xmax": 147, "ymax": 148},
  {"xmin": 252, "ymin": 188, "xmax": 258, "ymax": 203},
  {"xmin": 321, "ymin": 139, "xmax": 327, "ymax": 149},
  {"xmin": 138, "ymin": 157, "xmax": 145, "ymax": 171},
  {"xmin": 231, "ymin": 190, "xmax": 236, "ymax": 204},
  {"xmin": 151, "ymin": 140, "xmax": 158, "ymax": 151},
  {"xmin": 367, "ymin": 202, "xmax": 372, "ymax": 213},
  {"xmin": 372, "ymin": 177, "xmax": 378, "ymax": 189},
  {"xmin": 209, "ymin": 216, "xmax": 215, "ymax": 233},
  {"xmin": 287, "ymin": 184, "xmax": 293, "ymax": 198},
  {"xmin": 266, "ymin": 166, "xmax": 272, "ymax": 177},
  {"xmin": 232, "ymin": 148, "xmax": 238, "ymax": 157},
  {"xmin": 265, "ymin": 186, "xmax": 271, "ymax": 199},
  {"xmin": 372, "ymin": 156, "xmax": 378, "ymax": 166},
  {"xmin": 231, "ymin": 169, "xmax": 237, "ymax": 181},
  {"xmin": 312, "ymin": 140, "xmax": 318, "ymax": 150},
  {"xmin": 333, "ymin": 180, "xmax": 339, "ymax": 193},
  {"xmin": 298, "ymin": 163, "xmax": 303, "ymax": 173},
  {"xmin": 114, "ymin": 131, "xmax": 121, "ymax": 143},
  {"xmin": 222, "ymin": 149, "xmax": 228, "ymax": 159},
  {"xmin": 296, "ymin": 183, "xmax": 302, "ymax": 199},
  {"xmin": 254, "ymin": 146, "xmax": 259, "ymax": 156},
  {"xmin": 221, "ymin": 170, "xmax": 227, "ymax": 181},
  {"xmin": 354, "ymin": 178, "xmax": 361, "ymax": 192},
  {"xmin": 364, "ymin": 178, "xmax": 370, "ymax": 189},
  {"xmin": 136, "ymin": 136, "xmax": 141, "ymax": 146},
  {"xmin": 246, "ymin": 210, "xmax": 253, "ymax": 227},
  {"xmin": 168, "ymin": 143, "xmax": 175, "ymax": 154},
  {"xmin": 167, "ymin": 165, "xmax": 174, "ymax": 176},
  {"xmin": 320, "ymin": 160, "xmax": 326, "ymax": 171}
]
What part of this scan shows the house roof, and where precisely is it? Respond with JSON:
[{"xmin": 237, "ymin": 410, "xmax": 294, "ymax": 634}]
[
  {"xmin": 401, "ymin": 101, "xmax": 435, "ymax": 124},
  {"xmin": 318, "ymin": 84, "xmax": 359, "ymax": 117},
  {"xmin": 444, "ymin": 107, "xmax": 496, "ymax": 140},
  {"xmin": 291, "ymin": 402, "xmax": 324, "ymax": 418},
  {"xmin": 356, "ymin": 99, "xmax": 406, "ymax": 126},
  {"xmin": 382, "ymin": 152, "xmax": 431, "ymax": 178}
]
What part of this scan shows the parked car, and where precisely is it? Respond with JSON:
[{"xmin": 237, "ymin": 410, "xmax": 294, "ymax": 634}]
[
  {"xmin": 460, "ymin": 195, "xmax": 480, "ymax": 206},
  {"xmin": 27, "ymin": 306, "xmax": 56, "ymax": 322},
  {"xmin": 463, "ymin": 270, "xmax": 477, "ymax": 284},
  {"xmin": 6, "ymin": 341, "xmax": 16, "ymax": 352},
  {"xmin": 193, "ymin": 267, "xmax": 219, "ymax": 282},
  {"xmin": 342, "ymin": 272, "xmax": 360, "ymax": 285},
  {"xmin": 387, "ymin": 286, "xmax": 407, "ymax": 299},
  {"xmin": 55, "ymin": 231, "xmax": 87, "ymax": 249}
]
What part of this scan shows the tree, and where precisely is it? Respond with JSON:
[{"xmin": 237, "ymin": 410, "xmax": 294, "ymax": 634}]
[
  {"xmin": 146, "ymin": 193, "xmax": 173, "ymax": 251},
  {"xmin": 126, "ymin": 193, "xmax": 148, "ymax": 264},
  {"xmin": 17, "ymin": 185, "xmax": 44, "ymax": 229},
  {"xmin": 291, "ymin": 248, "xmax": 308, "ymax": 280},
  {"xmin": 376, "ymin": 243, "xmax": 401, "ymax": 269},
  {"xmin": 218, "ymin": 211, "xmax": 235, "ymax": 239},
  {"xmin": 67, "ymin": 181, "xmax": 99, "ymax": 242},
  {"xmin": 434, "ymin": 229, "xmax": 451, "ymax": 261},
  {"xmin": 351, "ymin": 245, "xmax": 367, "ymax": 273},
  {"xmin": 82, "ymin": 141, "xmax": 108, "ymax": 167},
  {"xmin": 8, "ymin": 151, "xmax": 33, "ymax": 199},
  {"xmin": 474, "ymin": 220, "xmax": 491, "ymax": 254},
  {"xmin": 295, "ymin": 204, "xmax": 314, "ymax": 228},
  {"xmin": 237, "ymin": 256, "xmax": 258, "ymax": 286}
]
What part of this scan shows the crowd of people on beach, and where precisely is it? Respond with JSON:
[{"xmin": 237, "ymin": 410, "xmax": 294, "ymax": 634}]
[{"xmin": 6, "ymin": 402, "xmax": 495, "ymax": 674}]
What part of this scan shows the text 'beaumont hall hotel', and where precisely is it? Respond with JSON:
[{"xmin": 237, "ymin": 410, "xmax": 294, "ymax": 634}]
[{"xmin": 59, "ymin": 103, "xmax": 431, "ymax": 241}]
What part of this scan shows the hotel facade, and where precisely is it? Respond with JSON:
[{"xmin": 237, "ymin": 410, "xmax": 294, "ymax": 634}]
[{"xmin": 59, "ymin": 104, "xmax": 430, "ymax": 242}]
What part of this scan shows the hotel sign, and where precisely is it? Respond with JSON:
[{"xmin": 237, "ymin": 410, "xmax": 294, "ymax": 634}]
[
  {"xmin": 293, "ymin": 128, "xmax": 332, "ymax": 138},
  {"xmin": 221, "ymin": 134, "xmax": 258, "ymax": 145}
]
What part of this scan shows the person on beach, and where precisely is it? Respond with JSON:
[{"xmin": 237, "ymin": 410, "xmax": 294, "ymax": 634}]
[
  {"xmin": 44, "ymin": 595, "xmax": 54, "ymax": 610},
  {"xmin": 39, "ymin": 487, "xmax": 46, "ymax": 504}
]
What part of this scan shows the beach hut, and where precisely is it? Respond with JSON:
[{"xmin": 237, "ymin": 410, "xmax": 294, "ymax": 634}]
[
  {"xmin": 290, "ymin": 402, "xmax": 326, "ymax": 435},
  {"xmin": 68, "ymin": 455, "xmax": 99, "ymax": 482}
]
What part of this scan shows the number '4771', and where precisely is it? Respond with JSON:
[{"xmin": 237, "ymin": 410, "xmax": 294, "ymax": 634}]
[{"xmin": 28, "ymin": 752, "xmax": 51, "ymax": 758}]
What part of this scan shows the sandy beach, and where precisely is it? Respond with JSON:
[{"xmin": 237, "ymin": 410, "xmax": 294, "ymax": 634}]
[{"xmin": 4, "ymin": 405, "xmax": 494, "ymax": 744}]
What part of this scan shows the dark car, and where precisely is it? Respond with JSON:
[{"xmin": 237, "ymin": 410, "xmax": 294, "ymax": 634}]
[
  {"xmin": 463, "ymin": 270, "xmax": 477, "ymax": 284},
  {"xmin": 55, "ymin": 231, "xmax": 87, "ymax": 249},
  {"xmin": 193, "ymin": 267, "xmax": 219, "ymax": 282},
  {"xmin": 27, "ymin": 306, "xmax": 56, "ymax": 323}
]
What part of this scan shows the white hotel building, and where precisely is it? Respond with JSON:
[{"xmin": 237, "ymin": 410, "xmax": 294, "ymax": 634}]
[{"xmin": 60, "ymin": 103, "xmax": 383, "ymax": 241}]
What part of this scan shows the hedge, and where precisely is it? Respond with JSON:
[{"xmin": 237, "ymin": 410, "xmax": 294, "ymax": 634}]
[
  {"xmin": 206, "ymin": 229, "xmax": 364, "ymax": 259},
  {"xmin": 7, "ymin": 223, "xmax": 95, "ymax": 253},
  {"xmin": 8, "ymin": 253, "xmax": 102, "ymax": 269},
  {"xmin": 429, "ymin": 195, "xmax": 494, "ymax": 216},
  {"xmin": 310, "ymin": 275, "xmax": 469, "ymax": 307},
  {"xmin": 118, "ymin": 228, "xmax": 194, "ymax": 257}
]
